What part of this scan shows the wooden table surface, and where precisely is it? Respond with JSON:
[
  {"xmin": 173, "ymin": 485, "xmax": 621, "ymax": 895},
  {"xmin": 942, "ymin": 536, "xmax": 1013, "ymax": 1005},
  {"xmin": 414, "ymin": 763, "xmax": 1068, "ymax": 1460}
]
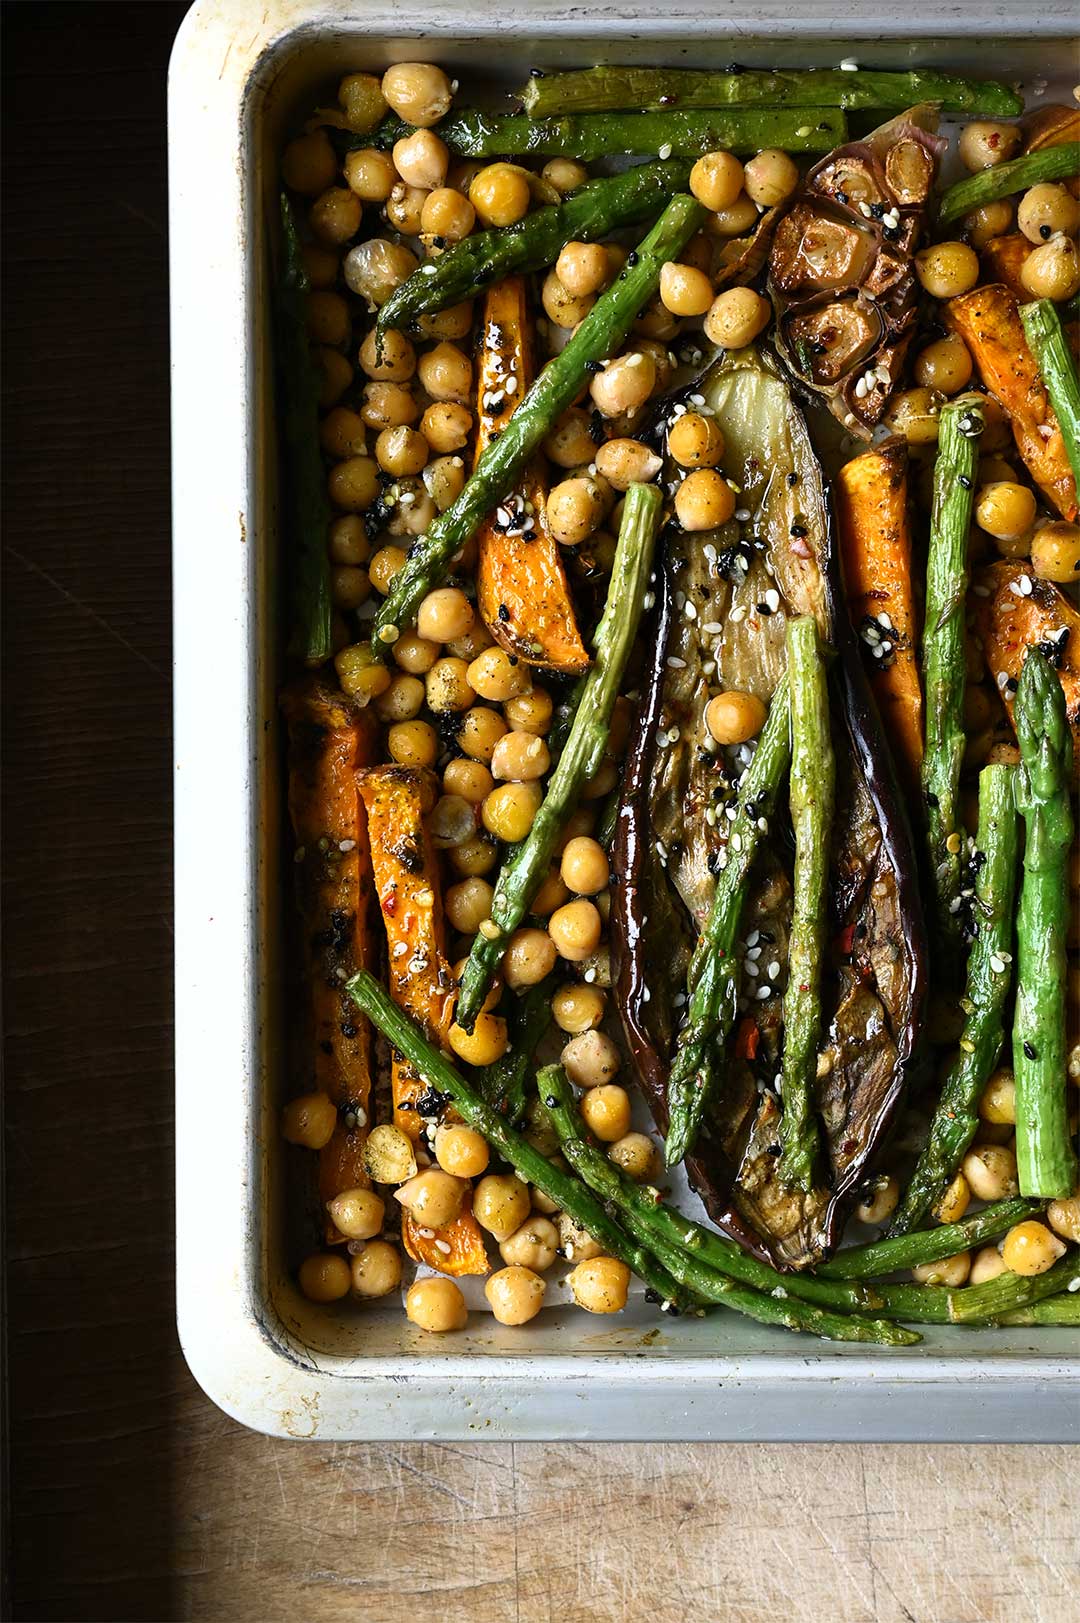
[{"xmin": 2, "ymin": 6, "xmax": 1078, "ymax": 1620}]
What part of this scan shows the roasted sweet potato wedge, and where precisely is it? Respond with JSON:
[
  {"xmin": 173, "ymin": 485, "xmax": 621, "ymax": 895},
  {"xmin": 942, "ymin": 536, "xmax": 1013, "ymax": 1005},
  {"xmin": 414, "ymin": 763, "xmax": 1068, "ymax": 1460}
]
[
  {"xmin": 972, "ymin": 559, "xmax": 1080, "ymax": 782},
  {"xmin": 945, "ymin": 284, "xmax": 1078, "ymax": 520},
  {"xmin": 834, "ymin": 439, "xmax": 924, "ymax": 800},
  {"xmin": 474, "ymin": 277, "xmax": 589, "ymax": 674},
  {"xmin": 282, "ymin": 676, "xmax": 378, "ymax": 1242},
  {"xmin": 980, "ymin": 233, "xmax": 1033, "ymax": 301},
  {"xmin": 358, "ymin": 764, "xmax": 488, "ymax": 1274}
]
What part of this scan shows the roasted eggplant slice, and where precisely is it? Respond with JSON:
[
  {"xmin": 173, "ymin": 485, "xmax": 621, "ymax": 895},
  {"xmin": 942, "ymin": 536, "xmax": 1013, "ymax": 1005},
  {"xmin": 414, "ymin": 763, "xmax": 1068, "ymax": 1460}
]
[
  {"xmin": 612, "ymin": 351, "xmax": 928, "ymax": 1266},
  {"xmin": 768, "ymin": 105, "xmax": 946, "ymax": 436}
]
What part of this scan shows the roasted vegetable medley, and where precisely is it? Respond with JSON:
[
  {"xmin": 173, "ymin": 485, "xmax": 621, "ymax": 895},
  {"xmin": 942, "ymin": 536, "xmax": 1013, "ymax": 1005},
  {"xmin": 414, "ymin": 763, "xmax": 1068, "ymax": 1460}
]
[{"xmin": 276, "ymin": 59, "xmax": 1080, "ymax": 1340}]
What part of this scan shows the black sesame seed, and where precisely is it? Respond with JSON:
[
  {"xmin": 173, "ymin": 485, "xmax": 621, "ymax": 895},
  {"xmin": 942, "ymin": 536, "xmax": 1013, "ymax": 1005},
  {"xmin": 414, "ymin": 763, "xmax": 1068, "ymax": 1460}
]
[
  {"xmin": 626, "ymin": 251, "xmax": 639, "ymax": 266},
  {"xmin": 497, "ymin": 603, "xmax": 510, "ymax": 622},
  {"xmin": 1040, "ymin": 223, "xmax": 1052, "ymax": 240},
  {"xmin": 1023, "ymin": 1041, "xmax": 1037, "ymax": 1061},
  {"xmin": 584, "ymin": 359, "xmax": 603, "ymax": 375},
  {"xmin": 790, "ymin": 521, "xmax": 808, "ymax": 538}
]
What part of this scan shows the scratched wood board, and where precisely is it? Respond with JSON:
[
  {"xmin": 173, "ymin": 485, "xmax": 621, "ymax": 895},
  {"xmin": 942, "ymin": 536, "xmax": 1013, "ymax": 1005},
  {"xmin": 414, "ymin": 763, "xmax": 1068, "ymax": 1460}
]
[{"xmin": 3, "ymin": 7, "xmax": 1079, "ymax": 1621}]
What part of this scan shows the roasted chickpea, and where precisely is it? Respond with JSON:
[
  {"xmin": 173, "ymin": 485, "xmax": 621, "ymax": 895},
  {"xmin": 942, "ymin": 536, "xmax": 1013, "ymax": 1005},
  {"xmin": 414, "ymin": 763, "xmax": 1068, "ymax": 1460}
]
[
  {"xmin": 957, "ymin": 121, "xmax": 1022, "ymax": 172},
  {"xmin": 306, "ymin": 289, "xmax": 350, "ymax": 349},
  {"xmin": 1018, "ymin": 182, "xmax": 1080, "ymax": 244},
  {"xmin": 1001, "ymin": 1220, "xmax": 1067, "ymax": 1277},
  {"xmin": 690, "ymin": 150, "xmax": 744, "ymax": 211},
  {"xmin": 541, "ymin": 269, "xmax": 594, "ymax": 329},
  {"xmin": 968, "ymin": 1244, "xmax": 1009, "ymax": 1285},
  {"xmin": 912, "ymin": 1250, "xmax": 971, "ymax": 1287},
  {"xmin": 384, "ymin": 181, "xmax": 428, "ymax": 235},
  {"xmin": 298, "ymin": 1252, "xmax": 352, "ymax": 1302},
  {"xmin": 962, "ymin": 1143, "xmax": 1019, "ymax": 1202},
  {"xmin": 301, "ymin": 241, "xmax": 340, "ymax": 289},
  {"xmin": 282, "ymin": 1090, "xmax": 338, "ymax": 1150},
  {"xmin": 962, "ymin": 198, "xmax": 1016, "ymax": 249},
  {"xmin": 979, "ymin": 1067, "xmax": 1017, "ymax": 1125},
  {"xmin": 491, "ymin": 730, "xmax": 551, "ymax": 782},
  {"xmin": 443, "ymin": 755, "xmax": 494, "ymax": 803},
  {"xmin": 542, "ymin": 157, "xmax": 589, "ymax": 195},
  {"xmin": 361, "ymin": 380, "xmax": 420, "ymax": 430},
  {"xmin": 708, "ymin": 191, "xmax": 760, "ymax": 236},
  {"xmin": 743, "ymin": 147, "xmax": 799, "ymax": 206},
  {"xmin": 429, "ymin": 793, "xmax": 476, "ymax": 849},
  {"xmin": 335, "ymin": 643, "xmax": 392, "ymax": 704},
  {"xmin": 504, "ymin": 688, "xmax": 554, "ymax": 735},
  {"xmin": 1031, "ymin": 519, "xmax": 1080, "ymax": 582},
  {"xmin": 668, "ymin": 410, "xmax": 725, "ymax": 469},
  {"xmin": 561, "ymin": 1030, "xmax": 619, "ymax": 1090},
  {"xmin": 556, "ymin": 240, "xmax": 610, "ymax": 297},
  {"xmin": 448, "ymin": 832, "xmax": 498, "ymax": 877},
  {"xmin": 704, "ymin": 689, "xmax": 767, "ymax": 745},
  {"xmin": 485, "ymin": 1265, "xmax": 546, "ymax": 1325},
  {"xmin": 704, "ymin": 287, "xmax": 771, "ymax": 350},
  {"xmin": 331, "ymin": 565, "xmax": 371, "ymax": 612},
  {"xmin": 551, "ymin": 981, "xmax": 606, "ymax": 1035},
  {"xmin": 675, "ymin": 467, "xmax": 736, "ymax": 532},
  {"xmin": 329, "ymin": 514, "xmax": 372, "ymax": 568},
  {"xmin": 376, "ymin": 424, "xmax": 429, "ymax": 478},
  {"xmin": 579, "ymin": 1084, "xmax": 632, "ymax": 1143},
  {"xmin": 416, "ymin": 299, "xmax": 474, "ymax": 340},
  {"xmin": 406, "ymin": 1275, "xmax": 468, "ymax": 1332},
  {"xmin": 368, "ymin": 544, "xmax": 406, "ymax": 596},
  {"xmin": 316, "ymin": 346, "xmax": 354, "ymax": 407},
  {"xmin": 338, "ymin": 71, "xmax": 388, "ymax": 134},
  {"xmin": 282, "ymin": 129, "xmax": 338, "ymax": 195},
  {"xmin": 448, "ymin": 1012, "xmax": 508, "ymax": 1066},
  {"xmin": 344, "ymin": 146, "xmax": 397, "ymax": 203},
  {"xmin": 915, "ymin": 240, "xmax": 981, "ymax": 299},
  {"xmin": 532, "ymin": 866, "xmax": 571, "ymax": 917},
  {"xmin": 481, "ymin": 781, "xmax": 542, "ymax": 842},
  {"xmin": 499, "ymin": 1214, "xmax": 559, "ymax": 1272},
  {"xmin": 569, "ymin": 1255, "xmax": 630, "ymax": 1314},
  {"xmin": 343, "ymin": 237, "xmax": 417, "ymax": 306},
  {"xmin": 548, "ymin": 899, "xmax": 602, "ymax": 963},
  {"xmin": 914, "ymin": 335, "xmax": 974, "ymax": 396},
  {"xmin": 423, "ymin": 453, "xmax": 467, "ymax": 512},
  {"xmin": 422, "ymin": 656, "xmax": 473, "ymax": 714},
  {"xmin": 320, "ymin": 405, "xmax": 367, "ymax": 460},
  {"xmin": 386, "ymin": 718, "xmax": 437, "ymax": 769},
  {"xmin": 421, "ymin": 400, "xmax": 472, "ymax": 453},
  {"xmin": 349, "ymin": 1238, "xmax": 402, "ymax": 1298},
  {"xmin": 659, "ymin": 259, "xmax": 714, "ymax": 317},
  {"xmin": 546, "ymin": 476, "xmax": 606, "ymax": 545},
  {"xmin": 420, "ymin": 185, "xmax": 476, "ymax": 243},
  {"xmin": 393, "ymin": 127, "xmax": 448, "ymax": 191},
  {"xmin": 327, "ymin": 1188, "xmax": 386, "ymax": 1242},
  {"xmin": 545, "ymin": 408, "xmax": 600, "ymax": 470},
  {"xmin": 470, "ymin": 162, "xmax": 531, "ymax": 227},
  {"xmin": 418, "ymin": 341, "xmax": 472, "ymax": 404},
  {"xmin": 394, "ymin": 1168, "xmax": 469, "ymax": 1230},
  {"xmin": 1046, "ymin": 1194, "xmax": 1080, "ymax": 1244},
  {"xmin": 608, "ymin": 1132, "xmax": 660, "ymax": 1183},
  {"xmin": 447, "ymin": 620, "xmax": 493, "ymax": 659},
  {"xmin": 502, "ymin": 927, "xmax": 558, "ymax": 989},
  {"xmin": 474, "ymin": 1172, "xmax": 531, "ymax": 1241},
  {"xmin": 594, "ymin": 437, "xmax": 663, "ymax": 490},
  {"xmin": 381, "ymin": 61, "xmax": 453, "ymax": 127},
  {"xmin": 555, "ymin": 839, "xmax": 606, "ymax": 901},
  {"xmin": 468, "ymin": 646, "xmax": 530, "ymax": 702},
  {"xmin": 589, "ymin": 351, "xmax": 657, "ymax": 419},
  {"xmin": 934, "ymin": 1171, "xmax": 971, "ymax": 1226},
  {"xmin": 976, "ymin": 481, "xmax": 1037, "ymax": 541},
  {"xmin": 432, "ymin": 1124, "xmax": 489, "ymax": 1180},
  {"xmin": 1023, "ymin": 232, "xmax": 1080, "ymax": 300},
  {"xmin": 460, "ymin": 705, "xmax": 508, "ymax": 763},
  {"xmin": 445, "ymin": 876, "xmax": 494, "ymax": 935},
  {"xmin": 416, "ymin": 586, "xmax": 473, "ymax": 645},
  {"xmin": 884, "ymin": 387, "xmax": 941, "ymax": 446}
]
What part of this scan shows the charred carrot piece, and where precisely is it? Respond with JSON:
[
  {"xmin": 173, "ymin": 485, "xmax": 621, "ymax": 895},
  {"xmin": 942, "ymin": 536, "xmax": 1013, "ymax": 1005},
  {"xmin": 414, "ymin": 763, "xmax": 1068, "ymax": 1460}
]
[
  {"xmin": 945, "ymin": 283, "xmax": 1078, "ymax": 520},
  {"xmin": 357, "ymin": 764, "xmax": 488, "ymax": 1275},
  {"xmin": 281, "ymin": 676, "xmax": 378, "ymax": 1241},
  {"xmin": 474, "ymin": 276, "xmax": 589, "ymax": 675},
  {"xmin": 834, "ymin": 439, "xmax": 924, "ymax": 801}
]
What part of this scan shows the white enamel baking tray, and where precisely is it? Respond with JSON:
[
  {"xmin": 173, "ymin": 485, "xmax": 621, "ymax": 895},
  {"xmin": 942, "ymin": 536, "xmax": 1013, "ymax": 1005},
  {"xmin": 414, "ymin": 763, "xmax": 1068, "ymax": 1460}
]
[{"xmin": 170, "ymin": 0, "xmax": 1080, "ymax": 1441}]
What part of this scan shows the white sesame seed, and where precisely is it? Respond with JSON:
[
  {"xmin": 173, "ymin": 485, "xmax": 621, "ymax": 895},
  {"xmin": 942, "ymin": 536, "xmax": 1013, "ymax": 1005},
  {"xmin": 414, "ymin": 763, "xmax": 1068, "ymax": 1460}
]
[
  {"xmin": 729, "ymin": 605, "xmax": 747, "ymax": 623},
  {"xmin": 745, "ymin": 960, "xmax": 759, "ymax": 977},
  {"xmin": 658, "ymin": 142, "xmax": 673, "ymax": 159},
  {"xmin": 756, "ymin": 985, "xmax": 772, "ymax": 1000},
  {"xmin": 338, "ymin": 838, "xmax": 356, "ymax": 852},
  {"xmin": 421, "ymin": 262, "xmax": 437, "ymax": 275},
  {"xmin": 840, "ymin": 57, "xmax": 858, "ymax": 70},
  {"xmin": 990, "ymin": 954, "xmax": 1006, "ymax": 974},
  {"xmin": 626, "ymin": 352, "xmax": 645, "ymax": 367},
  {"xmin": 735, "ymin": 508, "xmax": 751, "ymax": 522},
  {"xmin": 765, "ymin": 589, "xmax": 780, "ymax": 612},
  {"xmin": 434, "ymin": 1239, "xmax": 452, "ymax": 1255},
  {"xmin": 768, "ymin": 960, "xmax": 780, "ymax": 980}
]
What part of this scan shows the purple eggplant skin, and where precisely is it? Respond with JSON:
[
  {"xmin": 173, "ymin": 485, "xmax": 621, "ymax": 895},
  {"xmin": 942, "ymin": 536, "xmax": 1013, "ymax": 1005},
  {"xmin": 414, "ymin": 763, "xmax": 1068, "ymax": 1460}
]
[
  {"xmin": 612, "ymin": 552, "xmax": 778, "ymax": 1264},
  {"xmin": 612, "ymin": 484, "xmax": 929, "ymax": 1267}
]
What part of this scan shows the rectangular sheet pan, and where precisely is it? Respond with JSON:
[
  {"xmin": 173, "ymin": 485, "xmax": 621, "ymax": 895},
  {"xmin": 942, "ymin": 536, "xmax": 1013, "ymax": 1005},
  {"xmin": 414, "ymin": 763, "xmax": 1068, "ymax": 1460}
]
[{"xmin": 170, "ymin": 0, "xmax": 1080, "ymax": 1441}]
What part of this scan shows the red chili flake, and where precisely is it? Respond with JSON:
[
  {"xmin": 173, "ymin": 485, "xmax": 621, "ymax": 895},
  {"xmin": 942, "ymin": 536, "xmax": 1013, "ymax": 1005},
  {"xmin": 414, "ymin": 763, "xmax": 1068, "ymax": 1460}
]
[
  {"xmin": 735, "ymin": 1017, "xmax": 760, "ymax": 1060},
  {"xmin": 380, "ymin": 886, "xmax": 398, "ymax": 915},
  {"xmin": 835, "ymin": 923, "xmax": 856, "ymax": 956}
]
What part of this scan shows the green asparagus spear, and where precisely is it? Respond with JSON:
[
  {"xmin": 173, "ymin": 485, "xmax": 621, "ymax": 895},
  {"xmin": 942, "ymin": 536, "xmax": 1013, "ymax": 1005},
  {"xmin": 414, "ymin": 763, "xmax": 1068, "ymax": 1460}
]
[
  {"xmin": 999, "ymin": 1294, "xmax": 1080, "ymax": 1326},
  {"xmin": 663, "ymin": 677, "xmax": 792, "ymax": 1168},
  {"xmin": 921, "ymin": 393, "xmax": 984, "ymax": 944},
  {"xmin": 456, "ymin": 482, "xmax": 663, "ymax": 1031},
  {"xmin": 277, "ymin": 194, "xmax": 332, "ymax": 665},
  {"xmin": 368, "ymin": 107, "xmax": 847, "ymax": 161},
  {"xmin": 521, "ymin": 66, "xmax": 1021, "ymax": 119},
  {"xmin": 873, "ymin": 1254, "xmax": 1080, "ymax": 1325},
  {"xmin": 478, "ymin": 976, "xmax": 554, "ymax": 1122},
  {"xmin": 1012, "ymin": 648, "xmax": 1077, "ymax": 1199},
  {"xmin": 1020, "ymin": 298, "xmax": 1080, "ymax": 493},
  {"xmin": 816, "ymin": 1197, "xmax": 1041, "ymax": 1279},
  {"xmin": 346, "ymin": 970, "xmax": 696, "ymax": 1310},
  {"xmin": 778, "ymin": 618, "xmax": 832, "ymax": 1191},
  {"xmin": 938, "ymin": 143, "xmax": 1080, "ymax": 225},
  {"xmin": 540, "ymin": 1067, "xmax": 883, "ymax": 1314},
  {"xmin": 375, "ymin": 159, "xmax": 690, "ymax": 341},
  {"xmin": 539, "ymin": 1068, "xmax": 919, "ymax": 1346},
  {"xmin": 369, "ymin": 195, "xmax": 703, "ymax": 653},
  {"xmin": 890, "ymin": 763, "xmax": 1020, "ymax": 1234}
]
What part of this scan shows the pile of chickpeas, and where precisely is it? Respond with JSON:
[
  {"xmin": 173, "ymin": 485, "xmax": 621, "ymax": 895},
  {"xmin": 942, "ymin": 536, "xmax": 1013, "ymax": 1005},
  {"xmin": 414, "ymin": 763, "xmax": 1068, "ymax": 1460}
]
[{"xmin": 281, "ymin": 66, "xmax": 1078, "ymax": 1331}]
